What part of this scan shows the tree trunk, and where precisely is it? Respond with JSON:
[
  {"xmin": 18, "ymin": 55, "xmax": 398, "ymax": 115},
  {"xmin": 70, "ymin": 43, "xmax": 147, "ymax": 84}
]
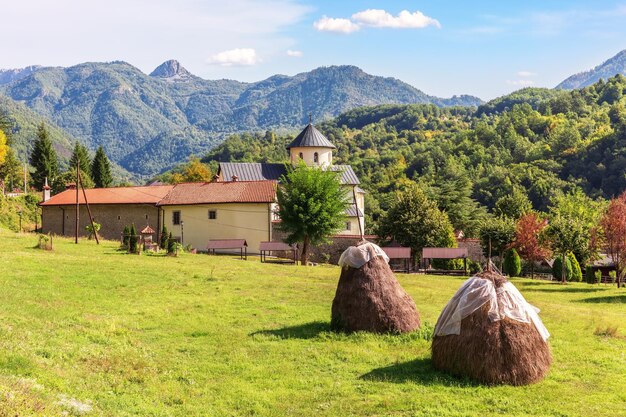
[{"xmin": 300, "ymin": 235, "xmax": 310, "ymax": 265}]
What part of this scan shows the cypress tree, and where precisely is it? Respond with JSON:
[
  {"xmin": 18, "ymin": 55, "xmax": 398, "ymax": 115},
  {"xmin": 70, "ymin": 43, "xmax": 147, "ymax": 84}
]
[
  {"xmin": 29, "ymin": 123, "xmax": 58, "ymax": 189},
  {"xmin": 129, "ymin": 224, "xmax": 138, "ymax": 253},
  {"xmin": 503, "ymin": 248, "xmax": 522, "ymax": 277},
  {"xmin": 69, "ymin": 142, "xmax": 91, "ymax": 178},
  {"xmin": 91, "ymin": 146, "xmax": 113, "ymax": 188},
  {"xmin": 568, "ymin": 252, "xmax": 583, "ymax": 282},
  {"xmin": 122, "ymin": 225, "xmax": 130, "ymax": 248},
  {"xmin": 160, "ymin": 224, "xmax": 169, "ymax": 250}
]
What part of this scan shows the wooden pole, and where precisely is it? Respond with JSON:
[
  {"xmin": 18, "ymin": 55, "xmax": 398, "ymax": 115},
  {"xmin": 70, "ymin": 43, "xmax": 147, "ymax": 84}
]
[
  {"xmin": 75, "ymin": 163, "xmax": 79, "ymax": 244},
  {"xmin": 79, "ymin": 169, "xmax": 99, "ymax": 245},
  {"xmin": 352, "ymin": 185, "xmax": 363, "ymax": 240}
]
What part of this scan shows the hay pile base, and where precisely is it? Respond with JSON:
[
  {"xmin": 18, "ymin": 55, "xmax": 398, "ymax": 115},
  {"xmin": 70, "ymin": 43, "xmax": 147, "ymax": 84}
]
[
  {"xmin": 331, "ymin": 253, "xmax": 420, "ymax": 333},
  {"xmin": 431, "ymin": 272, "xmax": 552, "ymax": 385}
]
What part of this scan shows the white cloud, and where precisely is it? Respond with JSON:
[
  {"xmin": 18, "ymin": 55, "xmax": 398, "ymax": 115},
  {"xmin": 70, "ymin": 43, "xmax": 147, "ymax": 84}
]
[
  {"xmin": 207, "ymin": 48, "xmax": 260, "ymax": 66},
  {"xmin": 517, "ymin": 71, "xmax": 537, "ymax": 77},
  {"xmin": 286, "ymin": 50, "xmax": 303, "ymax": 57},
  {"xmin": 313, "ymin": 16, "xmax": 360, "ymax": 34},
  {"xmin": 506, "ymin": 79, "xmax": 535, "ymax": 86},
  {"xmin": 352, "ymin": 9, "xmax": 440, "ymax": 29}
]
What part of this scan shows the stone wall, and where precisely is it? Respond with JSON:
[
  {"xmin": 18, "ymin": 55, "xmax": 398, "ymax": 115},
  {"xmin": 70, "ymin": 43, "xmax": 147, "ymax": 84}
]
[
  {"xmin": 272, "ymin": 227, "xmax": 376, "ymax": 264},
  {"xmin": 457, "ymin": 238, "xmax": 485, "ymax": 263},
  {"xmin": 41, "ymin": 204, "xmax": 162, "ymax": 241}
]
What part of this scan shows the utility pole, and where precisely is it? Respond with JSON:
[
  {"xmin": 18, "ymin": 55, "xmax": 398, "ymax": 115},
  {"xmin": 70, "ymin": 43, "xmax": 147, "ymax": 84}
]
[
  {"xmin": 79, "ymin": 169, "xmax": 99, "ymax": 245},
  {"xmin": 75, "ymin": 163, "xmax": 79, "ymax": 243},
  {"xmin": 180, "ymin": 220, "xmax": 184, "ymax": 246}
]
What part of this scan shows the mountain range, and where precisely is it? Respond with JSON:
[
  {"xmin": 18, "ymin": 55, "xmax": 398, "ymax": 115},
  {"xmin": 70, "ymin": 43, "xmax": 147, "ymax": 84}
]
[
  {"xmin": 557, "ymin": 49, "xmax": 626, "ymax": 89},
  {"xmin": 0, "ymin": 61, "xmax": 482, "ymax": 177}
]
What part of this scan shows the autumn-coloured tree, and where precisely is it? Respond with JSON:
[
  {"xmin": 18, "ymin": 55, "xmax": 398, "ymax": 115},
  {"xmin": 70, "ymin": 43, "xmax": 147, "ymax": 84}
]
[
  {"xmin": 600, "ymin": 193, "xmax": 626, "ymax": 288},
  {"xmin": 513, "ymin": 212, "xmax": 551, "ymax": 279}
]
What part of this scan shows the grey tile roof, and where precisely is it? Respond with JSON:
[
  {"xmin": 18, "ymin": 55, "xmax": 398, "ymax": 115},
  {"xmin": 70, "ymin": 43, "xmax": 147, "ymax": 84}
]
[
  {"xmin": 286, "ymin": 124, "xmax": 336, "ymax": 149},
  {"xmin": 346, "ymin": 206, "xmax": 364, "ymax": 217},
  {"xmin": 219, "ymin": 163, "xmax": 287, "ymax": 182},
  {"xmin": 219, "ymin": 162, "xmax": 360, "ymax": 185}
]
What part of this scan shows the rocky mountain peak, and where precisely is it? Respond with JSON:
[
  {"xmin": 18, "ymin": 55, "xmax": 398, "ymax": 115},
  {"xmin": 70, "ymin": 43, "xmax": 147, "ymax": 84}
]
[{"xmin": 149, "ymin": 60, "xmax": 193, "ymax": 80}]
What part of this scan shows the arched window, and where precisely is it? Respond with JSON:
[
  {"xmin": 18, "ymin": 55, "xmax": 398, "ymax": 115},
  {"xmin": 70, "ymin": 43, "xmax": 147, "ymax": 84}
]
[
  {"xmin": 314, "ymin": 152, "xmax": 319, "ymax": 163},
  {"xmin": 298, "ymin": 152, "xmax": 303, "ymax": 159}
]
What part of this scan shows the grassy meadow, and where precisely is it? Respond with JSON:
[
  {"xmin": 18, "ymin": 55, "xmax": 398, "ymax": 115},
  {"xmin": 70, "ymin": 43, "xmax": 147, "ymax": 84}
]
[{"xmin": 0, "ymin": 230, "xmax": 625, "ymax": 416}]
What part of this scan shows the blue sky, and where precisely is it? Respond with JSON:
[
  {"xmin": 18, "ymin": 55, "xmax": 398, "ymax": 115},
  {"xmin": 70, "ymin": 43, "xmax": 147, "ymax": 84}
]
[{"xmin": 2, "ymin": 0, "xmax": 626, "ymax": 99}]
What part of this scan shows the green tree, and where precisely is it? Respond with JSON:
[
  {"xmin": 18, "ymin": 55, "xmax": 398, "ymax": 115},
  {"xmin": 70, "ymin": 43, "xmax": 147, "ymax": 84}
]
[
  {"xmin": 160, "ymin": 224, "xmax": 169, "ymax": 250},
  {"xmin": 377, "ymin": 184, "xmax": 456, "ymax": 262},
  {"xmin": 29, "ymin": 123, "xmax": 58, "ymax": 190},
  {"xmin": 494, "ymin": 188, "xmax": 532, "ymax": 220},
  {"xmin": 122, "ymin": 225, "xmax": 130, "ymax": 248},
  {"xmin": 568, "ymin": 252, "xmax": 583, "ymax": 282},
  {"xmin": 479, "ymin": 216, "xmax": 516, "ymax": 269},
  {"xmin": 129, "ymin": 224, "xmax": 138, "ymax": 254},
  {"xmin": 552, "ymin": 255, "xmax": 572, "ymax": 281},
  {"xmin": 0, "ymin": 148, "xmax": 21, "ymax": 191},
  {"xmin": 91, "ymin": 146, "xmax": 113, "ymax": 188},
  {"xmin": 276, "ymin": 163, "xmax": 349, "ymax": 264},
  {"xmin": 544, "ymin": 216, "xmax": 589, "ymax": 283},
  {"xmin": 167, "ymin": 232, "xmax": 176, "ymax": 255},
  {"xmin": 69, "ymin": 142, "xmax": 92, "ymax": 179},
  {"xmin": 503, "ymin": 248, "xmax": 522, "ymax": 277},
  {"xmin": 52, "ymin": 169, "xmax": 94, "ymax": 194}
]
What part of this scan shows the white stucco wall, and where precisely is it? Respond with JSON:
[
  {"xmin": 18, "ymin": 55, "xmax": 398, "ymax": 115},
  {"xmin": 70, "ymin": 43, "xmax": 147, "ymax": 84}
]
[{"xmin": 289, "ymin": 147, "xmax": 333, "ymax": 166}]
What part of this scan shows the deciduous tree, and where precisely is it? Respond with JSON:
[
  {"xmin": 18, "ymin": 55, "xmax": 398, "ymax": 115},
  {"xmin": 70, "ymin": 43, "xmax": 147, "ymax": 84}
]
[
  {"xmin": 276, "ymin": 163, "xmax": 349, "ymax": 265},
  {"xmin": 513, "ymin": 212, "xmax": 551, "ymax": 279},
  {"xmin": 600, "ymin": 193, "xmax": 626, "ymax": 288}
]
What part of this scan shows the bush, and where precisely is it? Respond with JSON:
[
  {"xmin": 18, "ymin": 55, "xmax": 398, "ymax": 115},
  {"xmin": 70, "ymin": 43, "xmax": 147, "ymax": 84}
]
[
  {"xmin": 585, "ymin": 266, "xmax": 595, "ymax": 284},
  {"xmin": 468, "ymin": 259, "xmax": 482, "ymax": 274},
  {"xmin": 553, "ymin": 255, "xmax": 573, "ymax": 281},
  {"xmin": 122, "ymin": 225, "xmax": 130, "ymax": 248},
  {"xmin": 568, "ymin": 253, "xmax": 583, "ymax": 282},
  {"xmin": 85, "ymin": 222, "xmax": 101, "ymax": 240},
  {"xmin": 595, "ymin": 270, "xmax": 602, "ymax": 284},
  {"xmin": 503, "ymin": 248, "xmax": 522, "ymax": 277},
  {"xmin": 129, "ymin": 224, "xmax": 138, "ymax": 254},
  {"xmin": 160, "ymin": 225, "xmax": 169, "ymax": 250},
  {"xmin": 167, "ymin": 232, "xmax": 176, "ymax": 255},
  {"xmin": 609, "ymin": 271, "xmax": 617, "ymax": 283}
]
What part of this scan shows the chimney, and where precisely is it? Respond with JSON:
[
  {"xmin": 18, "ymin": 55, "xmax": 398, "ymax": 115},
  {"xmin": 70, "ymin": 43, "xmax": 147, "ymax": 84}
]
[
  {"xmin": 43, "ymin": 177, "xmax": 51, "ymax": 202},
  {"xmin": 66, "ymin": 182, "xmax": 77, "ymax": 190},
  {"xmin": 231, "ymin": 175, "xmax": 239, "ymax": 182}
]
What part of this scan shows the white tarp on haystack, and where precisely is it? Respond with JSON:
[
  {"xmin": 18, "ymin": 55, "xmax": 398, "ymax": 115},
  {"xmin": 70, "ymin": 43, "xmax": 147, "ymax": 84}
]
[
  {"xmin": 338, "ymin": 242, "xmax": 390, "ymax": 269},
  {"xmin": 434, "ymin": 276, "xmax": 550, "ymax": 341}
]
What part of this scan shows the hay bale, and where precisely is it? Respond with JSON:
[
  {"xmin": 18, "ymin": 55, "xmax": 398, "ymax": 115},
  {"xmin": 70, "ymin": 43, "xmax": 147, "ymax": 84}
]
[
  {"xmin": 331, "ymin": 243, "xmax": 420, "ymax": 333},
  {"xmin": 431, "ymin": 271, "xmax": 552, "ymax": 385}
]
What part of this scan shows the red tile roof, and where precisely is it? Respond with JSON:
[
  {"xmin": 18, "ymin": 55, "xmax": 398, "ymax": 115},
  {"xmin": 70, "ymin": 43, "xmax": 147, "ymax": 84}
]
[
  {"xmin": 157, "ymin": 181, "xmax": 276, "ymax": 206},
  {"xmin": 40, "ymin": 185, "xmax": 174, "ymax": 206}
]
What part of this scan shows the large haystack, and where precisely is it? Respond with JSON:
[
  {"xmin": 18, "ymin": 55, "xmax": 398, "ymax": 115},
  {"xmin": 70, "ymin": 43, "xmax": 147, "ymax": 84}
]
[
  {"xmin": 431, "ymin": 271, "xmax": 552, "ymax": 385},
  {"xmin": 331, "ymin": 242, "xmax": 420, "ymax": 333}
]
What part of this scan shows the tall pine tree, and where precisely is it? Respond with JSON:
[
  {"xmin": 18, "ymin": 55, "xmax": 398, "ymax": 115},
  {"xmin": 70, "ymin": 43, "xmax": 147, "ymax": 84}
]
[
  {"xmin": 69, "ymin": 142, "xmax": 91, "ymax": 177},
  {"xmin": 29, "ymin": 123, "xmax": 58, "ymax": 190},
  {"xmin": 91, "ymin": 146, "xmax": 113, "ymax": 188}
]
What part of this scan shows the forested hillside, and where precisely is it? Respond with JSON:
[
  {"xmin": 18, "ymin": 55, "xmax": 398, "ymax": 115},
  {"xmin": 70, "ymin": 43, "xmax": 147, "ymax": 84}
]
[
  {"xmin": 200, "ymin": 75, "xmax": 626, "ymax": 235},
  {"xmin": 0, "ymin": 61, "xmax": 481, "ymax": 176}
]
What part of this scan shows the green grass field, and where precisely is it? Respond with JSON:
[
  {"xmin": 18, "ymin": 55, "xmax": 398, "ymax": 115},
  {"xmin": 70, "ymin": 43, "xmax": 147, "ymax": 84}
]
[{"xmin": 0, "ymin": 230, "xmax": 625, "ymax": 416}]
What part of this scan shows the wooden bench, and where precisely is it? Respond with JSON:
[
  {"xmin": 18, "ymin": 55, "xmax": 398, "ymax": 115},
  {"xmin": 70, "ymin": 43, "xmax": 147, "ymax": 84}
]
[
  {"xmin": 259, "ymin": 242, "xmax": 297, "ymax": 264},
  {"xmin": 207, "ymin": 239, "xmax": 248, "ymax": 260}
]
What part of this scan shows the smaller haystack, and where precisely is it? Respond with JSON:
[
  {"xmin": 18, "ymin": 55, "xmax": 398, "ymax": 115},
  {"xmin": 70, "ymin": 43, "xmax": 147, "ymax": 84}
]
[
  {"xmin": 431, "ymin": 268, "xmax": 552, "ymax": 385},
  {"xmin": 331, "ymin": 241, "xmax": 420, "ymax": 333}
]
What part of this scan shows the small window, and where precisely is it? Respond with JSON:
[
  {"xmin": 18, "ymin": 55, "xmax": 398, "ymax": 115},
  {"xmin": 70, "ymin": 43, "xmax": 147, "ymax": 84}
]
[
  {"xmin": 346, "ymin": 221, "xmax": 352, "ymax": 231},
  {"xmin": 298, "ymin": 152, "xmax": 303, "ymax": 159},
  {"xmin": 208, "ymin": 210, "xmax": 217, "ymax": 220},
  {"xmin": 145, "ymin": 214, "xmax": 149, "ymax": 220},
  {"xmin": 314, "ymin": 152, "xmax": 319, "ymax": 163},
  {"xmin": 173, "ymin": 211, "xmax": 181, "ymax": 225},
  {"xmin": 117, "ymin": 215, "xmax": 121, "ymax": 220}
]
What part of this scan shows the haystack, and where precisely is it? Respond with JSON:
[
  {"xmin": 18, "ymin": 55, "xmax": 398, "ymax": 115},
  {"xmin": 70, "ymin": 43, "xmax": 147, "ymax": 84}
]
[
  {"xmin": 431, "ymin": 269, "xmax": 552, "ymax": 385},
  {"xmin": 331, "ymin": 241, "xmax": 420, "ymax": 333}
]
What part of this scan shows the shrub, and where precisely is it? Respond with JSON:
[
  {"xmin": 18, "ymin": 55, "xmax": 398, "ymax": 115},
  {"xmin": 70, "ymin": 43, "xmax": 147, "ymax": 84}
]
[
  {"xmin": 160, "ymin": 225, "xmax": 169, "ymax": 250},
  {"xmin": 122, "ymin": 225, "xmax": 130, "ymax": 248},
  {"xmin": 595, "ymin": 270, "xmax": 602, "ymax": 284},
  {"xmin": 129, "ymin": 224, "xmax": 138, "ymax": 254},
  {"xmin": 468, "ymin": 260, "xmax": 482, "ymax": 274},
  {"xmin": 568, "ymin": 252, "xmax": 583, "ymax": 282},
  {"xmin": 585, "ymin": 266, "xmax": 595, "ymax": 284},
  {"xmin": 85, "ymin": 222, "xmax": 101, "ymax": 240},
  {"xmin": 609, "ymin": 271, "xmax": 617, "ymax": 283},
  {"xmin": 167, "ymin": 232, "xmax": 176, "ymax": 255},
  {"xmin": 503, "ymin": 248, "xmax": 522, "ymax": 277},
  {"xmin": 552, "ymin": 255, "xmax": 573, "ymax": 281}
]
